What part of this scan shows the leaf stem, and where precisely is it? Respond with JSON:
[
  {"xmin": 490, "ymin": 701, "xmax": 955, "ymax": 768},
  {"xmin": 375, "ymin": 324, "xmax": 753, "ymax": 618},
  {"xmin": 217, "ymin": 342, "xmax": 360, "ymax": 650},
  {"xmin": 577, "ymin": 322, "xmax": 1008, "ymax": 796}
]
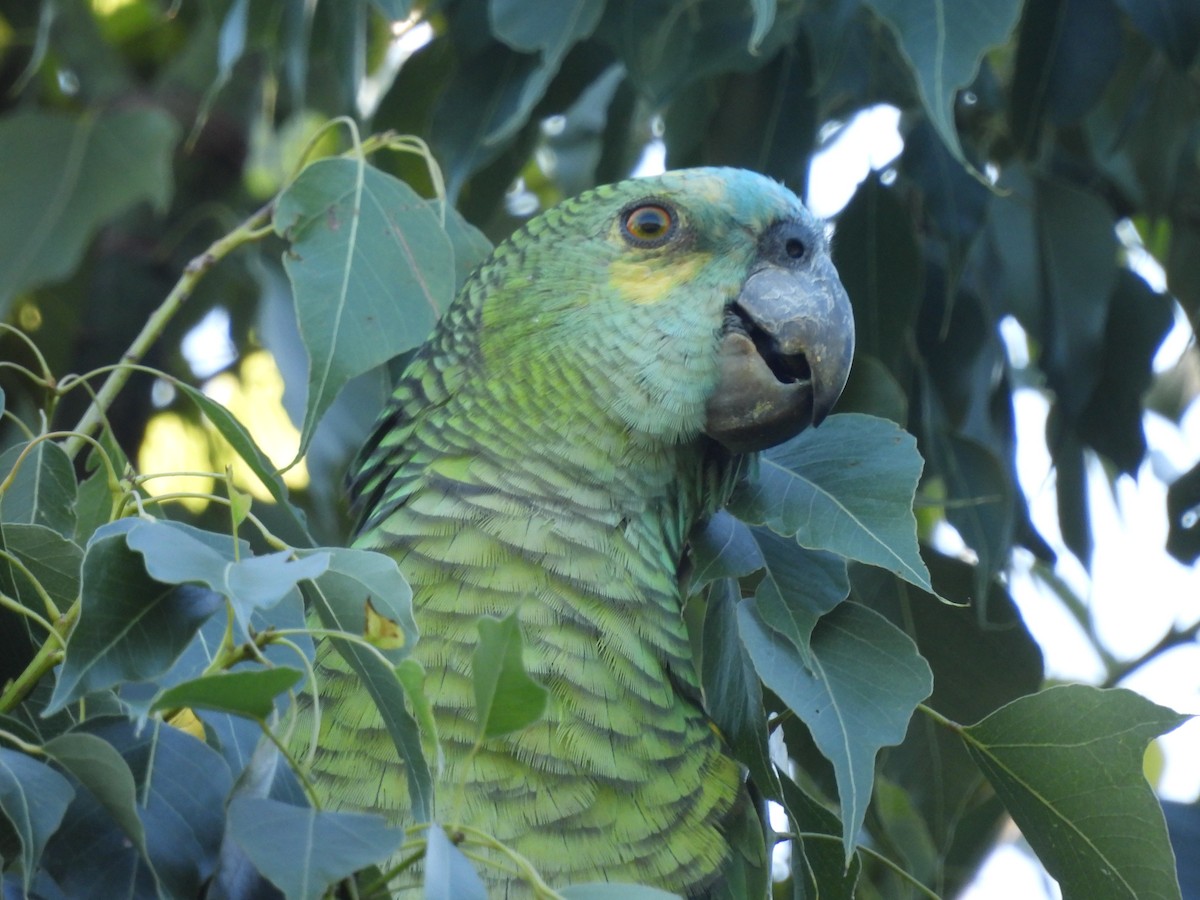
[
  {"xmin": 1102, "ymin": 619, "xmax": 1200, "ymax": 688},
  {"xmin": 0, "ymin": 600, "xmax": 78, "ymax": 714},
  {"xmin": 62, "ymin": 200, "xmax": 275, "ymax": 462},
  {"xmin": 916, "ymin": 703, "xmax": 962, "ymax": 733}
]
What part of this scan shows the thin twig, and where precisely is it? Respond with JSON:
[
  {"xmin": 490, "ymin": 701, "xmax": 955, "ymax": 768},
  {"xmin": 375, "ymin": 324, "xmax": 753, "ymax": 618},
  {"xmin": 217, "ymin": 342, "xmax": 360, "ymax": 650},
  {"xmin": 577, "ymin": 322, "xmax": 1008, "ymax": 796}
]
[{"xmin": 1103, "ymin": 620, "xmax": 1200, "ymax": 688}]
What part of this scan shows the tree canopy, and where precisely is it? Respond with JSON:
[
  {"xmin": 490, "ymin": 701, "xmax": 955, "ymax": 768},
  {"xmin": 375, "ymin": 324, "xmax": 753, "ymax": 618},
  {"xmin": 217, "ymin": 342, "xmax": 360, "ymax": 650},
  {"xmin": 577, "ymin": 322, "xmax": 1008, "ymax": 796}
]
[{"xmin": 1, "ymin": 1, "xmax": 1198, "ymax": 898}]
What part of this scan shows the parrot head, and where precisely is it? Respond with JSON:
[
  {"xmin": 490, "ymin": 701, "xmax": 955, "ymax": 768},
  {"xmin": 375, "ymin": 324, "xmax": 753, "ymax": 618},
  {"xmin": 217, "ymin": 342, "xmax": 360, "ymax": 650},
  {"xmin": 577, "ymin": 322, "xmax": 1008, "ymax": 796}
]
[{"xmin": 475, "ymin": 167, "xmax": 855, "ymax": 454}]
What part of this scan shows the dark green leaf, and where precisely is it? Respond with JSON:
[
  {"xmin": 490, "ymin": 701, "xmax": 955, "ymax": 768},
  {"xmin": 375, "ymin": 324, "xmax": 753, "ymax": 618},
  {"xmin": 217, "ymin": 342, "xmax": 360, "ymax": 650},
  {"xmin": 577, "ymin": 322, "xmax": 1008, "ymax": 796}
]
[
  {"xmin": 1167, "ymin": 459, "xmax": 1200, "ymax": 565},
  {"xmin": 490, "ymin": 0, "xmax": 605, "ymax": 55},
  {"xmin": 729, "ymin": 414, "xmax": 930, "ymax": 592},
  {"xmin": 1010, "ymin": 0, "xmax": 1121, "ymax": 153},
  {"xmin": 836, "ymin": 354, "xmax": 908, "ymax": 425},
  {"xmin": 0, "ymin": 109, "xmax": 179, "ymax": 316},
  {"xmin": 862, "ymin": 0, "xmax": 1023, "ymax": 164},
  {"xmin": 0, "ymin": 524, "xmax": 83, "ymax": 618},
  {"xmin": 171, "ymin": 379, "xmax": 314, "ymax": 547},
  {"xmin": 227, "ymin": 796, "xmax": 402, "ymax": 900},
  {"xmin": 739, "ymin": 600, "xmax": 932, "ymax": 860},
  {"xmin": 0, "ymin": 441, "xmax": 77, "ymax": 538},
  {"xmin": 962, "ymin": 685, "xmax": 1188, "ymax": 900},
  {"xmin": 40, "ymin": 732, "xmax": 146, "ymax": 864},
  {"xmin": 0, "ymin": 749, "xmax": 74, "ymax": 891},
  {"xmin": 41, "ymin": 717, "xmax": 231, "ymax": 900},
  {"xmin": 46, "ymin": 523, "xmax": 223, "ymax": 714},
  {"xmin": 301, "ymin": 547, "xmax": 417, "ymax": 662},
  {"xmin": 435, "ymin": 201, "xmax": 493, "ymax": 294},
  {"xmin": 303, "ymin": 571, "xmax": 432, "ymax": 822},
  {"xmin": 124, "ymin": 518, "xmax": 328, "ymax": 637},
  {"xmin": 369, "ymin": 0, "xmax": 413, "ymax": 20},
  {"xmin": 924, "ymin": 427, "xmax": 1014, "ymax": 605},
  {"xmin": 1037, "ymin": 177, "xmax": 1118, "ymax": 421},
  {"xmin": 1115, "ymin": 0, "xmax": 1200, "ymax": 67},
  {"xmin": 832, "ymin": 175, "xmax": 921, "ymax": 381},
  {"xmin": 150, "ymin": 668, "xmax": 304, "ymax": 721},
  {"xmin": 700, "ymin": 579, "xmax": 775, "ymax": 795},
  {"xmin": 1078, "ymin": 269, "xmax": 1174, "ymax": 473},
  {"xmin": 274, "ymin": 159, "xmax": 455, "ymax": 447},
  {"xmin": 687, "ymin": 510, "xmax": 764, "ymax": 594},
  {"xmin": 751, "ymin": 528, "xmax": 848, "ymax": 664},
  {"xmin": 778, "ymin": 774, "xmax": 860, "ymax": 900},
  {"xmin": 424, "ymin": 823, "xmax": 487, "ymax": 900},
  {"xmin": 472, "ymin": 613, "xmax": 548, "ymax": 739}
]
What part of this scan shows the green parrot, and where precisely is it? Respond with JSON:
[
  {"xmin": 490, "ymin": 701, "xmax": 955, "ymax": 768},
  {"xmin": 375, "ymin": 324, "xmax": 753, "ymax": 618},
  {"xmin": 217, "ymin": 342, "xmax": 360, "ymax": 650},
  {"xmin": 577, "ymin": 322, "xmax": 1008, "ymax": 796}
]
[{"xmin": 309, "ymin": 167, "xmax": 855, "ymax": 897}]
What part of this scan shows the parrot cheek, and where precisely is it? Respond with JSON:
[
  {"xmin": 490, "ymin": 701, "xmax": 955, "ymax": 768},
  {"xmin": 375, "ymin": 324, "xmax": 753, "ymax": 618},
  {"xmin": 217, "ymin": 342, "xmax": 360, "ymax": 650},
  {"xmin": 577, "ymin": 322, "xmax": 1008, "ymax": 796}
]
[{"xmin": 703, "ymin": 259, "xmax": 855, "ymax": 454}]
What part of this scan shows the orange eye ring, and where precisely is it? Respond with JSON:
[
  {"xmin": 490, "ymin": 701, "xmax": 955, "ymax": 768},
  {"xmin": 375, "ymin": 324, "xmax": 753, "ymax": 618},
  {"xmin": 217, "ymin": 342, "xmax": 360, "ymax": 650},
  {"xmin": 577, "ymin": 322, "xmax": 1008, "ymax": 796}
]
[{"xmin": 620, "ymin": 202, "xmax": 677, "ymax": 247}]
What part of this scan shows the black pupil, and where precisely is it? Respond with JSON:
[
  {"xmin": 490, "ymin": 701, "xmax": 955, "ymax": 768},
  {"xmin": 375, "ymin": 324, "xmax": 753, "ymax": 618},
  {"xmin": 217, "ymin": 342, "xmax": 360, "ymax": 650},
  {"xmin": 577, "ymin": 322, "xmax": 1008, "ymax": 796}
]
[
  {"xmin": 633, "ymin": 208, "xmax": 666, "ymax": 236},
  {"xmin": 785, "ymin": 237, "xmax": 806, "ymax": 259}
]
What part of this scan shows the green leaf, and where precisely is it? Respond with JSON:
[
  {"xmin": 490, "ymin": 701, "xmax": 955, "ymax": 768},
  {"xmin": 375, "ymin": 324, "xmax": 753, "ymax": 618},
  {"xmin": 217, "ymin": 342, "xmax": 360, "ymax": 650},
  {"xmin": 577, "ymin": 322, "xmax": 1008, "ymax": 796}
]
[
  {"xmin": 961, "ymin": 685, "xmax": 1189, "ymax": 900},
  {"xmin": 0, "ymin": 440, "xmax": 77, "ymax": 538},
  {"xmin": 1115, "ymin": 0, "xmax": 1200, "ymax": 68},
  {"xmin": 1079, "ymin": 269, "xmax": 1174, "ymax": 473},
  {"xmin": 729, "ymin": 413, "xmax": 930, "ymax": 592},
  {"xmin": 303, "ymin": 569, "xmax": 432, "ymax": 822},
  {"xmin": 738, "ymin": 600, "xmax": 932, "ymax": 860},
  {"xmin": 1009, "ymin": 0, "xmax": 1121, "ymax": 153},
  {"xmin": 40, "ymin": 717, "xmax": 231, "ymax": 900},
  {"xmin": 227, "ymin": 796, "xmax": 403, "ymax": 900},
  {"xmin": 687, "ymin": 510, "xmax": 764, "ymax": 594},
  {"xmin": 487, "ymin": 0, "xmax": 606, "ymax": 137},
  {"xmin": 750, "ymin": 527, "xmax": 848, "ymax": 665},
  {"xmin": 778, "ymin": 774, "xmax": 860, "ymax": 900},
  {"xmin": 0, "ymin": 108, "xmax": 179, "ymax": 316},
  {"xmin": 862, "ymin": 0, "xmax": 1022, "ymax": 165},
  {"xmin": 700, "ymin": 579, "xmax": 775, "ymax": 795},
  {"xmin": 40, "ymin": 732, "xmax": 146, "ymax": 864},
  {"xmin": 124, "ymin": 518, "xmax": 329, "ymax": 638},
  {"xmin": 748, "ymin": 0, "xmax": 776, "ymax": 51},
  {"xmin": 46, "ymin": 523, "xmax": 223, "ymax": 714},
  {"xmin": 832, "ymin": 175, "xmax": 921, "ymax": 381},
  {"xmin": 301, "ymin": 547, "xmax": 418, "ymax": 661},
  {"xmin": 436, "ymin": 200, "xmax": 494, "ymax": 294},
  {"xmin": 369, "ymin": 0, "xmax": 413, "ymax": 19},
  {"xmin": 872, "ymin": 776, "xmax": 938, "ymax": 887},
  {"xmin": 425, "ymin": 823, "xmax": 487, "ymax": 900},
  {"xmin": 172, "ymin": 379, "xmax": 313, "ymax": 547},
  {"xmin": 472, "ymin": 613, "xmax": 548, "ymax": 739},
  {"xmin": 151, "ymin": 668, "xmax": 304, "ymax": 721},
  {"xmin": 274, "ymin": 158, "xmax": 455, "ymax": 448},
  {"xmin": 1037, "ymin": 177, "xmax": 1118, "ymax": 420},
  {"xmin": 0, "ymin": 523, "xmax": 83, "ymax": 617},
  {"xmin": 0, "ymin": 749, "xmax": 74, "ymax": 891},
  {"xmin": 924, "ymin": 426, "xmax": 1014, "ymax": 607}
]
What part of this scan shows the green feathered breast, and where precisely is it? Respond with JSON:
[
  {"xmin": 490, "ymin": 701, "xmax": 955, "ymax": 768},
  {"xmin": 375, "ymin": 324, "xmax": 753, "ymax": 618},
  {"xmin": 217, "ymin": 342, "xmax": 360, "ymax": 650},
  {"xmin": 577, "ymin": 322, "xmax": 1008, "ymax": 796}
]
[{"xmin": 308, "ymin": 167, "xmax": 854, "ymax": 897}]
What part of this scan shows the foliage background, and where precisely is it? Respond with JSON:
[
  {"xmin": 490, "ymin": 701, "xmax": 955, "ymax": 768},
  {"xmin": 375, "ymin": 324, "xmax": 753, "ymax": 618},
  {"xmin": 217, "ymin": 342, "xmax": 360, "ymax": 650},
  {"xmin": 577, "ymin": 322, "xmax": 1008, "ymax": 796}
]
[{"xmin": 1, "ymin": 0, "xmax": 1199, "ymax": 898}]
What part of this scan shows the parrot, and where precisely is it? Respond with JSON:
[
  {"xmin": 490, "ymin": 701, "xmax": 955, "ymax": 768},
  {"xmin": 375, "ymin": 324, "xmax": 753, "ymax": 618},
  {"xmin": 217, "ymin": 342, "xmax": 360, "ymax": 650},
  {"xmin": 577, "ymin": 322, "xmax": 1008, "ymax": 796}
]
[{"xmin": 308, "ymin": 167, "xmax": 855, "ymax": 897}]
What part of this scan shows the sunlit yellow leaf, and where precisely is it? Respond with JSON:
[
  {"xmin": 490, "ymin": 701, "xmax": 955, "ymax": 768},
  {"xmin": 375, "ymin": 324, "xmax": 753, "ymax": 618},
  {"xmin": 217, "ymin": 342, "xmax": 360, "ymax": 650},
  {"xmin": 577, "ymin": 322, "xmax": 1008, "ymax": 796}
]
[
  {"xmin": 364, "ymin": 598, "xmax": 407, "ymax": 651},
  {"xmin": 166, "ymin": 707, "xmax": 206, "ymax": 740},
  {"xmin": 137, "ymin": 412, "xmax": 216, "ymax": 513},
  {"xmin": 203, "ymin": 350, "xmax": 309, "ymax": 501}
]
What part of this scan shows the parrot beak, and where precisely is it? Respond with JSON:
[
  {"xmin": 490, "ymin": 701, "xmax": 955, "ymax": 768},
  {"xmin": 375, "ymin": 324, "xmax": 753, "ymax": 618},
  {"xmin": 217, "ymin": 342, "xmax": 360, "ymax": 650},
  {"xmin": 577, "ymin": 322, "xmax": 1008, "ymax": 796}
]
[{"xmin": 704, "ymin": 252, "xmax": 855, "ymax": 454}]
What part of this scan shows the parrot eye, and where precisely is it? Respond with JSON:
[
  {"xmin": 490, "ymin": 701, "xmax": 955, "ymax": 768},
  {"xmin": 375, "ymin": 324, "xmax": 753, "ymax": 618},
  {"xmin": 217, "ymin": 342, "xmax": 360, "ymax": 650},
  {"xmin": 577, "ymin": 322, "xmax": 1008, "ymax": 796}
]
[{"xmin": 620, "ymin": 202, "xmax": 677, "ymax": 247}]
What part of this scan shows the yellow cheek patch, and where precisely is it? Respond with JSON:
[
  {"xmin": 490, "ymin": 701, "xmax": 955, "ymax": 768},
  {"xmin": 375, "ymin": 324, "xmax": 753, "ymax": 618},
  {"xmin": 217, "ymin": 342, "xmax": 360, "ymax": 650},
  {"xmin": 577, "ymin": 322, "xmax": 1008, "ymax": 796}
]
[{"xmin": 609, "ymin": 253, "xmax": 711, "ymax": 305}]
